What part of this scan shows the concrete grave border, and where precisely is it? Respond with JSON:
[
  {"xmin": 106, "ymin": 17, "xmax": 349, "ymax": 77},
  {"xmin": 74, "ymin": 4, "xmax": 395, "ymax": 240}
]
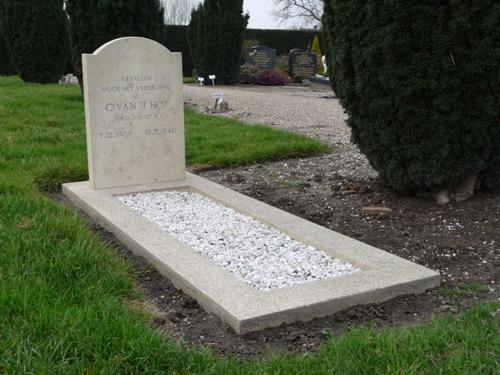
[{"xmin": 63, "ymin": 174, "xmax": 440, "ymax": 334}]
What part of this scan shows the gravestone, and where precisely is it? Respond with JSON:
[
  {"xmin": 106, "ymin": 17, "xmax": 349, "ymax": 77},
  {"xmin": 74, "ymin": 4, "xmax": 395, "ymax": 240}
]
[
  {"xmin": 244, "ymin": 45, "xmax": 277, "ymax": 70},
  {"xmin": 64, "ymin": 37, "xmax": 440, "ymax": 335},
  {"xmin": 82, "ymin": 37, "xmax": 185, "ymax": 189},
  {"xmin": 289, "ymin": 49, "xmax": 317, "ymax": 78}
]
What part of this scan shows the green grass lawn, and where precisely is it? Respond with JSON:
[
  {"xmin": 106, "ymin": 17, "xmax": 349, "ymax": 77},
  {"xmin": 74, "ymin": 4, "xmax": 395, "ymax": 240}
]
[
  {"xmin": 185, "ymin": 108, "xmax": 329, "ymax": 169},
  {"xmin": 0, "ymin": 76, "xmax": 498, "ymax": 374},
  {"xmin": 0, "ymin": 76, "xmax": 328, "ymax": 192}
]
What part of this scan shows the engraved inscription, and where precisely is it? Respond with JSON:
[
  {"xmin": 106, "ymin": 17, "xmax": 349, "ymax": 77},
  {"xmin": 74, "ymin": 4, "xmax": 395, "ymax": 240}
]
[
  {"xmin": 121, "ymin": 75, "xmax": 152, "ymax": 82},
  {"xmin": 98, "ymin": 130, "xmax": 133, "ymax": 140},
  {"xmin": 105, "ymin": 100, "xmax": 168, "ymax": 112},
  {"xmin": 145, "ymin": 128, "xmax": 177, "ymax": 137},
  {"xmin": 98, "ymin": 75, "xmax": 174, "ymax": 141},
  {"xmin": 289, "ymin": 51, "xmax": 317, "ymax": 78},
  {"xmin": 244, "ymin": 46, "xmax": 276, "ymax": 70},
  {"xmin": 252, "ymin": 52, "xmax": 272, "ymax": 67},
  {"xmin": 113, "ymin": 113, "xmax": 160, "ymax": 123}
]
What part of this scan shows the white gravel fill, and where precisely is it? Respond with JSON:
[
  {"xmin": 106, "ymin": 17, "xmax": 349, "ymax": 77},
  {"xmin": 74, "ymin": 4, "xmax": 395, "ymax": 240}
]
[{"xmin": 118, "ymin": 191, "xmax": 359, "ymax": 291}]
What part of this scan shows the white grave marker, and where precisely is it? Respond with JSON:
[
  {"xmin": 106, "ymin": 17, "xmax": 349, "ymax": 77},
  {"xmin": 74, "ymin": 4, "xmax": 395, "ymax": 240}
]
[
  {"xmin": 82, "ymin": 37, "xmax": 185, "ymax": 189},
  {"xmin": 212, "ymin": 91, "xmax": 224, "ymax": 101}
]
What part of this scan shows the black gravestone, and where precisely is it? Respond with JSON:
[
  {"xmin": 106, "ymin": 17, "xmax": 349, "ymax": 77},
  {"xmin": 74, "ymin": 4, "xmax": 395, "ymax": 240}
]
[
  {"xmin": 244, "ymin": 45, "xmax": 277, "ymax": 70},
  {"xmin": 289, "ymin": 49, "xmax": 317, "ymax": 78}
]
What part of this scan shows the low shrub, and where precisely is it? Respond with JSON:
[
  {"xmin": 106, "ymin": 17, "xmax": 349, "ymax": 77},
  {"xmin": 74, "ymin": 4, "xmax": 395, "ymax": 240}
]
[
  {"xmin": 238, "ymin": 63, "xmax": 260, "ymax": 84},
  {"xmin": 254, "ymin": 69, "xmax": 290, "ymax": 86}
]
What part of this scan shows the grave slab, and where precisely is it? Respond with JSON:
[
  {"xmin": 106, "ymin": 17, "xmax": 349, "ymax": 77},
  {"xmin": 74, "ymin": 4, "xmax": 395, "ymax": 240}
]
[
  {"xmin": 63, "ymin": 174, "xmax": 440, "ymax": 334},
  {"xmin": 64, "ymin": 36, "xmax": 439, "ymax": 334}
]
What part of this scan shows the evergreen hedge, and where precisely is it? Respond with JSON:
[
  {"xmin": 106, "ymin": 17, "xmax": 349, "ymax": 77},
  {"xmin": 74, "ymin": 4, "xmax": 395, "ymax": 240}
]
[
  {"xmin": 187, "ymin": 0, "xmax": 248, "ymax": 84},
  {"xmin": 66, "ymin": 0, "xmax": 164, "ymax": 88},
  {"xmin": 0, "ymin": 0, "xmax": 68, "ymax": 83},
  {"xmin": 324, "ymin": 0, "xmax": 500, "ymax": 191}
]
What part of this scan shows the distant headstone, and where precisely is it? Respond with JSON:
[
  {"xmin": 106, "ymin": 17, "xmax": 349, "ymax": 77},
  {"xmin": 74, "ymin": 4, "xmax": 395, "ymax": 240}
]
[
  {"xmin": 59, "ymin": 74, "xmax": 78, "ymax": 85},
  {"xmin": 289, "ymin": 49, "xmax": 317, "ymax": 78},
  {"xmin": 244, "ymin": 45, "xmax": 277, "ymax": 70},
  {"xmin": 82, "ymin": 37, "xmax": 185, "ymax": 189}
]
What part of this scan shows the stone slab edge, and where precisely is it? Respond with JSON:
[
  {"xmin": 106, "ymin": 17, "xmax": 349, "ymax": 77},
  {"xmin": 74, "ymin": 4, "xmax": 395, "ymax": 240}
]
[{"xmin": 62, "ymin": 173, "xmax": 440, "ymax": 334}]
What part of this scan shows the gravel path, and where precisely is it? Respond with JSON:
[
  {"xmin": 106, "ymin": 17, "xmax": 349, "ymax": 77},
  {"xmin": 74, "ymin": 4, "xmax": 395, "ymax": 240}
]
[
  {"xmin": 119, "ymin": 191, "xmax": 358, "ymax": 291},
  {"xmin": 183, "ymin": 85, "xmax": 378, "ymax": 181}
]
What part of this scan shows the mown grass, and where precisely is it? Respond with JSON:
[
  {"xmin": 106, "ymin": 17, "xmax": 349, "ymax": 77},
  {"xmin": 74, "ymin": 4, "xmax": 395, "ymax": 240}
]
[
  {"xmin": 0, "ymin": 76, "xmax": 498, "ymax": 373},
  {"xmin": 185, "ymin": 108, "xmax": 329, "ymax": 169}
]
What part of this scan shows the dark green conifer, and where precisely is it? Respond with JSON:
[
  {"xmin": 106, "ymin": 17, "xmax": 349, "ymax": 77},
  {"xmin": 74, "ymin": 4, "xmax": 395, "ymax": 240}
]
[
  {"xmin": 0, "ymin": 0, "xmax": 69, "ymax": 83},
  {"xmin": 187, "ymin": 0, "xmax": 249, "ymax": 84},
  {"xmin": 323, "ymin": 0, "xmax": 500, "ymax": 191},
  {"xmin": 0, "ymin": 32, "xmax": 15, "ymax": 75},
  {"xmin": 66, "ymin": 0, "xmax": 165, "ymax": 88}
]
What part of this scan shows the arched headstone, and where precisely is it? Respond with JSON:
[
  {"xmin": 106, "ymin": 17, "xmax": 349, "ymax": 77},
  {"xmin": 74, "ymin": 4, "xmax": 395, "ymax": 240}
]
[{"xmin": 83, "ymin": 37, "xmax": 185, "ymax": 189}]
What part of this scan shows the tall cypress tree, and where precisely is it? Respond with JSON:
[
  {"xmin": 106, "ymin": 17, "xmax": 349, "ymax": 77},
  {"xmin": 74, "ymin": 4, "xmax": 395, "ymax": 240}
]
[
  {"xmin": 187, "ymin": 0, "xmax": 249, "ymax": 84},
  {"xmin": 66, "ymin": 0, "xmax": 165, "ymax": 89},
  {"xmin": 0, "ymin": 0, "xmax": 69, "ymax": 83}
]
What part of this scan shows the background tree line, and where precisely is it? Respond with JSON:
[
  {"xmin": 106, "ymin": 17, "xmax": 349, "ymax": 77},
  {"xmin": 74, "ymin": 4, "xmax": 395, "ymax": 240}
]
[
  {"xmin": 0, "ymin": 0, "xmax": 319, "ymax": 85},
  {"xmin": 0, "ymin": 0, "xmax": 497, "ymax": 196},
  {"xmin": 0, "ymin": 0, "xmax": 249, "ymax": 85}
]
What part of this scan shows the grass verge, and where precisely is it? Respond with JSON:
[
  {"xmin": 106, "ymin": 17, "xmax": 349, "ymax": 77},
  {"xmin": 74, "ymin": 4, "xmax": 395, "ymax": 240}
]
[{"xmin": 0, "ymin": 76, "xmax": 498, "ymax": 373}]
